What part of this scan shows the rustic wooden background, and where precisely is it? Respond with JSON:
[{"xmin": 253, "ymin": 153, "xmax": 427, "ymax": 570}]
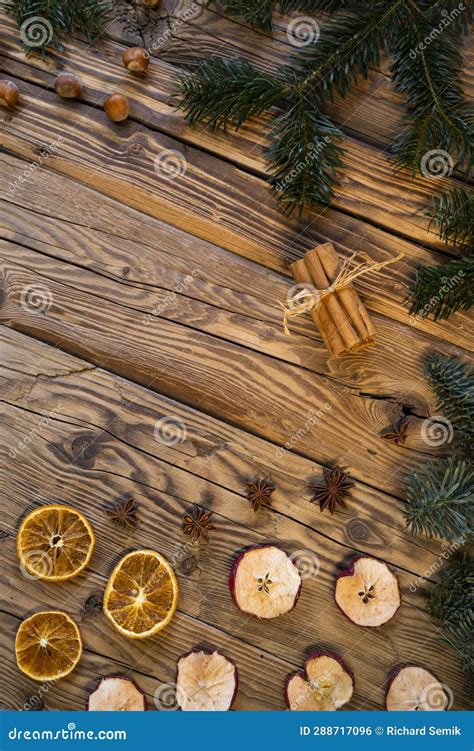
[{"xmin": 0, "ymin": 0, "xmax": 472, "ymax": 711}]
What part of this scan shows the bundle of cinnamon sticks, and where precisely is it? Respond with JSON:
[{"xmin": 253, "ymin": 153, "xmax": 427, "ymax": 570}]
[{"xmin": 289, "ymin": 242, "xmax": 376, "ymax": 357}]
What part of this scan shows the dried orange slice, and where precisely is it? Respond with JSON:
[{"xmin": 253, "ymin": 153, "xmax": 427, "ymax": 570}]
[
  {"xmin": 103, "ymin": 550, "xmax": 179, "ymax": 639},
  {"xmin": 17, "ymin": 504, "xmax": 94, "ymax": 582},
  {"xmin": 15, "ymin": 611, "xmax": 82, "ymax": 681}
]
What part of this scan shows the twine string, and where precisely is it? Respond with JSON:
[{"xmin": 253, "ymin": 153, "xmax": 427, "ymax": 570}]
[{"xmin": 282, "ymin": 251, "xmax": 405, "ymax": 335}]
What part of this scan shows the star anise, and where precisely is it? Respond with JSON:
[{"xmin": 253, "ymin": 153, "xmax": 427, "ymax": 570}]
[
  {"xmin": 381, "ymin": 418, "xmax": 409, "ymax": 446},
  {"xmin": 245, "ymin": 479, "xmax": 275, "ymax": 512},
  {"xmin": 310, "ymin": 466, "xmax": 354, "ymax": 515},
  {"xmin": 106, "ymin": 496, "xmax": 138, "ymax": 529},
  {"xmin": 182, "ymin": 505, "xmax": 214, "ymax": 543}
]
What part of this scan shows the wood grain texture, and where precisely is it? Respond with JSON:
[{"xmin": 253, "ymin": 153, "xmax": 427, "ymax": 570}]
[
  {"xmin": 0, "ymin": 4, "xmax": 472, "ymax": 713},
  {"xmin": 0, "ymin": 326, "xmax": 448, "ymax": 574},
  {"xmin": 0, "ymin": 331, "xmax": 470, "ymax": 710},
  {"xmin": 1, "ymin": 151, "xmax": 472, "ymax": 354},
  {"xmin": 0, "ymin": 27, "xmax": 465, "ymax": 255},
  {"xmin": 1, "ymin": 248, "xmax": 461, "ymax": 501}
]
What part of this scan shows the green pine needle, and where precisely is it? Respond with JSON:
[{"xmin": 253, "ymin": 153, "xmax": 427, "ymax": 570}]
[
  {"xmin": 430, "ymin": 554, "xmax": 474, "ymax": 693},
  {"xmin": 176, "ymin": 1, "xmax": 472, "ymax": 213},
  {"xmin": 267, "ymin": 102, "xmax": 344, "ymax": 213},
  {"xmin": 404, "ymin": 456, "xmax": 473, "ymax": 542},
  {"xmin": 428, "ymin": 187, "xmax": 474, "ymax": 251},
  {"xmin": 424, "ymin": 354, "xmax": 474, "ymax": 456},
  {"xmin": 174, "ymin": 57, "xmax": 286, "ymax": 131},
  {"xmin": 215, "ymin": 1, "xmax": 347, "ymax": 32},
  {"xmin": 407, "ymin": 256, "xmax": 474, "ymax": 320},
  {"xmin": 2, "ymin": 0, "xmax": 111, "ymax": 53}
]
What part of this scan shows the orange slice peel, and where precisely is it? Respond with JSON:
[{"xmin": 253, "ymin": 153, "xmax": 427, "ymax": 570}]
[
  {"xmin": 15, "ymin": 611, "xmax": 82, "ymax": 681},
  {"xmin": 17, "ymin": 504, "xmax": 94, "ymax": 582},
  {"xmin": 103, "ymin": 549, "xmax": 179, "ymax": 639}
]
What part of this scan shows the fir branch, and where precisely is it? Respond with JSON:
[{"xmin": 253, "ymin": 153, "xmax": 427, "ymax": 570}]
[
  {"xmin": 404, "ymin": 456, "xmax": 474, "ymax": 542},
  {"xmin": 267, "ymin": 102, "xmax": 344, "ymax": 213},
  {"xmin": 289, "ymin": 2, "xmax": 400, "ymax": 103},
  {"xmin": 430, "ymin": 553, "xmax": 474, "ymax": 693},
  {"xmin": 2, "ymin": 0, "xmax": 111, "ymax": 53},
  {"xmin": 427, "ymin": 187, "xmax": 474, "ymax": 250},
  {"xmin": 174, "ymin": 57, "xmax": 286, "ymax": 130},
  {"xmin": 424, "ymin": 353, "xmax": 474, "ymax": 456},
  {"xmin": 214, "ymin": 1, "xmax": 347, "ymax": 32},
  {"xmin": 389, "ymin": 6, "xmax": 473, "ymax": 175},
  {"xmin": 176, "ymin": 0, "xmax": 472, "ymax": 213},
  {"xmin": 407, "ymin": 255, "xmax": 474, "ymax": 320},
  {"xmin": 213, "ymin": 1, "xmax": 274, "ymax": 33}
]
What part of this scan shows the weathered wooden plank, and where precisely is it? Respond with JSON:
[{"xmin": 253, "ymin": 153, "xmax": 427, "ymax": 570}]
[
  {"xmin": 0, "ymin": 325, "xmax": 447, "ymax": 574},
  {"xmin": 0, "ymin": 560, "xmax": 292, "ymax": 711},
  {"xmin": 1, "ymin": 393, "xmax": 470, "ymax": 709},
  {"xmin": 0, "ymin": 252, "xmax": 458, "ymax": 498},
  {"xmin": 1, "ymin": 152, "xmax": 472, "ymax": 353},
  {"xmin": 104, "ymin": 1, "xmax": 474, "ymax": 152},
  {"xmin": 0, "ymin": 610, "xmax": 165, "ymax": 711},
  {"xmin": 1, "ymin": 234, "xmax": 470, "ymax": 420},
  {"xmin": 0, "ymin": 51, "xmax": 462, "ymax": 253}
]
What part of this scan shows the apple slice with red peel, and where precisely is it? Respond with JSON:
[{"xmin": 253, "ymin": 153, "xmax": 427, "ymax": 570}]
[
  {"xmin": 87, "ymin": 676, "xmax": 146, "ymax": 710},
  {"xmin": 229, "ymin": 545, "xmax": 302, "ymax": 619},
  {"xmin": 286, "ymin": 652, "xmax": 354, "ymax": 711},
  {"xmin": 176, "ymin": 650, "xmax": 238, "ymax": 711},
  {"xmin": 386, "ymin": 665, "xmax": 448, "ymax": 710},
  {"xmin": 335, "ymin": 556, "xmax": 400, "ymax": 627}
]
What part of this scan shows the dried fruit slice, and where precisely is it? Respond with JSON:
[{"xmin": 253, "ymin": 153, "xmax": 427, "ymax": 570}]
[
  {"xmin": 286, "ymin": 652, "xmax": 354, "ymax": 711},
  {"xmin": 15, "ymin": 611, "xmax": 82, "ymax": 681},
  {"xmin": 335, "ymin": 556, "xmax": 400, "ymax": 627},
  {"xmin": 229, "ymin": 545, "xmax": 302, "ymax": 619},
  {"xmin": 103, "ymin": 550, "xmax": 178, "ymax": 639},
  {"xmin": 17, "ymin": 504, "xmax": 94, "ymax": 581},
  {"xmin": 176, "ymin": 650, "xmax": 238, "ymax": 711},
  {"xmin": 87, "ymin": 676, "xmax": 146, "ymax": 711},
  {"xmin": 386, "ymin": 666, "xmax": 448, "ymax": 710}
]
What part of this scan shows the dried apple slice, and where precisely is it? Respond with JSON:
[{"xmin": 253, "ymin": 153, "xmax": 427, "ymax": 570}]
[
  {"xmin": 176, "ymin": 650, "xmax": 238, "ymax": 711},
  {"xmin": 229, "ymin": 545, "xmax": 302, "ymax": 619},
  {"xmin": 286, "ymin": 652, "xmax": 354, "ymax": 711},
  {"xmin": 87, "ymin": 676, "xmax": 146, "ymax": 711},
  {"xmin": 386, "ymin": 666, "xmax": 448, "ymax": 710},
  {"xmin": 335, "ymin": 556, "xmax": 400, "ymax": 627}
]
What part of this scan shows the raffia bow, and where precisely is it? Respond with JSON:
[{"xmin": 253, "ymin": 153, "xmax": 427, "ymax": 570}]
[{"xmin": 281, "ymin": 251, "xmax": 404, "ymax": 335}]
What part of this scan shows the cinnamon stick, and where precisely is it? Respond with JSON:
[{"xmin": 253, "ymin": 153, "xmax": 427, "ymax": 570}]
[
  {"xmin": 316, "ymin": 242, "xmax": 376, "ymax": 343},
  {"xmin": 289, "ymin": 258, "xmax": 345, "ymax": 355},
  {"xmin": 288, "ymin": 242, "xmax": 377, "ymax": 356}
]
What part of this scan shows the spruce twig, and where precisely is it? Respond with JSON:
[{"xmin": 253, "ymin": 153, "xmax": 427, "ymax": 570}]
[
  {"xmin": 2, "ymin": 0, "xmax": 111, "ymax": 53},
  {"xmin": 404, "ymin": 456, "xmax": 473, "ymax": 542},
  {"xmin": 427, "ymin": 188, "xmax": 474, "ymax": 251},
  {"xmin": 175, "ymin": 1, "xmax": 473, "ymax": 213},
  {"xmin": 430, "ymin": 553, "xmax": 474, "ymax": 693},
  {"xmin": 424, "ymin": 354, "xmax": 474, "ymax": 456}
]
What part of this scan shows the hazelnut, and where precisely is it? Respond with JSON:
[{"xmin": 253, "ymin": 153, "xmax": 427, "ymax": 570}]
[
  {"xmin": 123, "ymin": 47, "xmax": 149, "ymax": 74},
  {"xmin": 0, "ymin": 79, "xmax": 19, "ymax": 107},
  {"xmin": 55, "ymin": 73, "xmax": 82, "ymax": 99},
  {"xmin": 104, "ymin": 93, "xmax": 130, "ymax": 123}
]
